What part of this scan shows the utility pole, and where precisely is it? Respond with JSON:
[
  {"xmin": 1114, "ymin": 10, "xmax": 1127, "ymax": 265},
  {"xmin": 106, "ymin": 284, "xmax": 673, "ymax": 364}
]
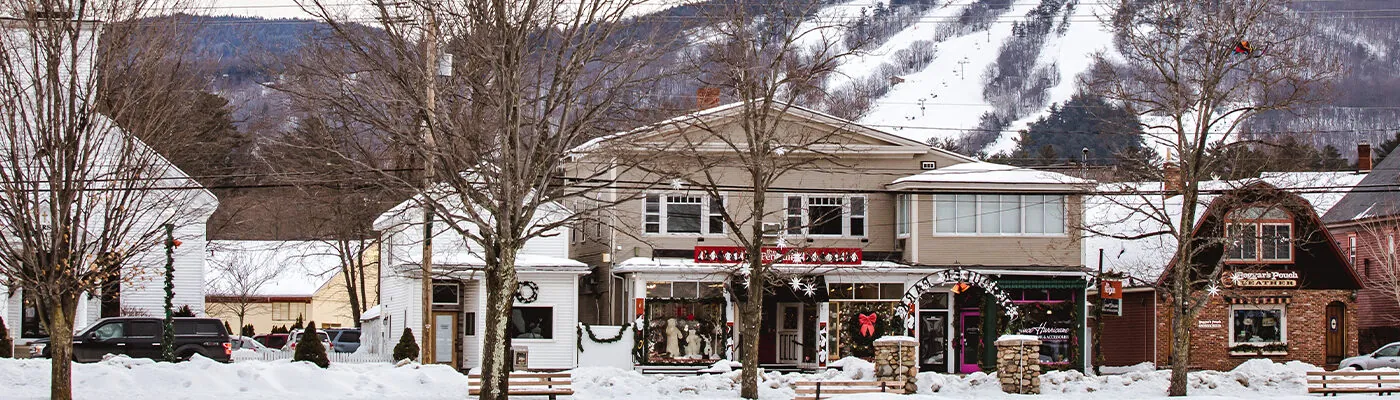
[
  {"xmin": 419, "ymin": 6, "xmax": 440, "ymax": 365},
  {"xmin": 957, "ymin": 58, "xmax": 969, "ymax": 80},
  {"xmin": 1092, "ymin": 248, "xmax": 1104, "ymax": 375}
]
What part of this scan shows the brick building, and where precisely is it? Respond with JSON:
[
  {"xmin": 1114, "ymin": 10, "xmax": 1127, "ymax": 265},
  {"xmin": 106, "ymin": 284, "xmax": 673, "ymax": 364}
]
[
  {"xmin": 1322, "ymin": 147, "xmax": 1400, "ymax": 353},
  {"xmin": 1087, "ymin": 174, "xmax": 1366, "ymax": 370}
]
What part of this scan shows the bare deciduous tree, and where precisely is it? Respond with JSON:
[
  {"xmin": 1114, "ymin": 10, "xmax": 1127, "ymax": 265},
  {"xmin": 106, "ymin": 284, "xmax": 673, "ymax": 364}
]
[
  {"xmin": 206, "ymin": 242, "xmax": 288, "ymax": 335},
  {"xmin": 1084, "ymin": 0, "xmax": 1342, "ymax": 395},
  {"xmin": 286, "ymin": 0, "xmax": 671, "ymax": 397},
  {"xmin": 616, "ymin": 1, "xmax": 866, "ymax": 397},
  {"xmin": 0, "ymin": 1, "xmax": 203, "ymax": 398}
]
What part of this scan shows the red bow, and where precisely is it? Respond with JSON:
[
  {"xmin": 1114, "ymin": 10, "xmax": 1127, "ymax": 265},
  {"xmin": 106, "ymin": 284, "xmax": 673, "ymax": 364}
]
[{"xmin": 858, "ymin": 313, "xmax": 877, "ymax": 337}]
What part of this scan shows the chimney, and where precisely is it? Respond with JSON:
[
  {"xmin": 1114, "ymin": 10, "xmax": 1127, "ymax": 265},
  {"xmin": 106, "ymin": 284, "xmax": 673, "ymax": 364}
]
[
  {"xmin": 1358, "ymin": 141, "xmax": 1373, "ymax": 172},
  {"xmin": 696, "ymin": 87, "xmax": 721, "ymax": 110},
  {"xmin": 1163, "ymin": 161, "xmax": 1182, "ymax": 195}
]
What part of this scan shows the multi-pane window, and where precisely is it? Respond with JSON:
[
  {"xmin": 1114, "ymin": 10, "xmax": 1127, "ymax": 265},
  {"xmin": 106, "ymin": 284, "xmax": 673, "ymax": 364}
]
[
  {"xmin": 1226, "ymin": 207, "xmax": 1292, "ymax": 262},
  {"xmin": 827, "ymin": 283, "xmax": 905, "ymax": 300},
  {"xmin": 1230, "ymin": 304, "xmax": 1285, "ymax": 346},
  {"xmin": 272, "ymin": 302, "xmax": 307, "ymax": 321},
  {"xmin": 644, "ymin": 194, "xmax": 725, "ymax": 234},
  {"xmin": 934, "ymin": 194, "xmax": 1064, "ymax": 235},
  {"xmin": 896, "ymin": 194, "xmax": 911, "ymax": 237},
  {"xmin": 785, "ymin": 195, "xmax": 866, "ymax": 236}
]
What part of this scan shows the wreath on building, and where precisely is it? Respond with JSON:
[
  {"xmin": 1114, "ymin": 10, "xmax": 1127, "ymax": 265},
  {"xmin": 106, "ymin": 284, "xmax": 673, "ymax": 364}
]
[
  {"xmin": 836, "ymin": 302, "xmax": 904, "ymax": 358},
  {"xmin": 515, "ymin": 281, "xmax": 540, "ymax": 303},
  {"xmin": 577, "ymin": 322, "xmax": 633, "ymax": 352}
]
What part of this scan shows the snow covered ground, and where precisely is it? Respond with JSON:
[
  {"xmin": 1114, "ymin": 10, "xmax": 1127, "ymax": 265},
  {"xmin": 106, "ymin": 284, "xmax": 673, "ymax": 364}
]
[{"xmin": 1, "ymin": 355, "xmax": 1393, "ymax": 399}]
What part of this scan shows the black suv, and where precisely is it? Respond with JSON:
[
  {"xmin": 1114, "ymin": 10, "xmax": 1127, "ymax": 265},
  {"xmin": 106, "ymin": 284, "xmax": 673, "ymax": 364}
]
[{"xmin": 29, "ymin": 317, "xmax": 232, "ymax": 363}]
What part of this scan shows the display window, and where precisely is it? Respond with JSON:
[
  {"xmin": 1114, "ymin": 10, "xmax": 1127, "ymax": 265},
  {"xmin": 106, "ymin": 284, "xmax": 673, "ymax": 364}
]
[{"xmin": 642, "ymin": 280, "xmax": 727, "ymax": 364}]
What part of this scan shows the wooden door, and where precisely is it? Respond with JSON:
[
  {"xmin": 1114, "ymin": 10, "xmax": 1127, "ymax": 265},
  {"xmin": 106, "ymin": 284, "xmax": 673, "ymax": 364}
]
[
  {"xmin": 776, "ymin": 303, "xmax": 803, "ymax": 364},
  {"xmin": 433, "ymin": 312, "xmax": 459, "ymax": 368},
  {"xmin": 1326, "ymin": 302, "xmax": 1346, "ymax": 365}
]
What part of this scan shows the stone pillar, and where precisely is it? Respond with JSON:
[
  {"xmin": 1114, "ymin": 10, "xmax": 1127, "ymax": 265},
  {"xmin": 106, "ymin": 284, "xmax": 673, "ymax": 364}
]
[
  {"xmin": 873, "ymin": 336, "xmax": 918, "ymax": 394},
  {"xmin": 995, "ymin": 335, "xmax": 1042, "ymax": 394}
]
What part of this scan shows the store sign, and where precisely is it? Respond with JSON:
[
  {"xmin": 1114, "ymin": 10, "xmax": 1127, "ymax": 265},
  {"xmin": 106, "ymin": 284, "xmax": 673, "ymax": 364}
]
[
  {"xmin": 1222, "ymin": 271, "xmax": 1299, "ymax": 288},
  {"xmin": 1101, "ymin": 279, "xmax": 1123, "ymax": 317},
  {"xmin": 1198, "ymin": 320, "xmax": 1224, "ymax": 329},
  {"xmin": 693, "ymin": 246, "xmax": 862, "ymax": 265}
]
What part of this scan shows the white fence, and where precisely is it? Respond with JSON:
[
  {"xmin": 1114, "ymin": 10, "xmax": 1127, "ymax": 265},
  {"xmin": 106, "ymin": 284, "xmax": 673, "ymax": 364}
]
[{"xmin": 232, "ymin": 351, "xmax": 393, "ymax": 364}]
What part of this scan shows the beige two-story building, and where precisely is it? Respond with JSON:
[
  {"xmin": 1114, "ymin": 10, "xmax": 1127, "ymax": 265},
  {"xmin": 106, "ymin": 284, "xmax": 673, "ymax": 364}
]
[{"xmin": 570, "ymin": 101, "xmax": 1092, "ymax": 373}]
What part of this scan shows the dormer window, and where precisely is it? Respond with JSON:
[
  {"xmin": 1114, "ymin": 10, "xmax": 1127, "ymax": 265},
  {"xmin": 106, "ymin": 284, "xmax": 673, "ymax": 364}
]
[{"xmin": 1226, "ymin": 207, "xmax": 1292, "ymax": 262}]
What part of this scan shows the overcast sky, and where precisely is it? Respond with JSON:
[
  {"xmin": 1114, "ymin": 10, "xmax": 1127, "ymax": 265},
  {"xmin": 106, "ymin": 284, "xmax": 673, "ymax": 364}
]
[{"xmin": 202, "ymin": 0, "xmax": 689, "ymax": 20}]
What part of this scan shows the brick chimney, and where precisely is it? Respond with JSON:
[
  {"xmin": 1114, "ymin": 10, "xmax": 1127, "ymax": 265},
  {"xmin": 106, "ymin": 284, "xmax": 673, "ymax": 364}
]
[
  {"xmin": 1358, "ymin": 141, "xmax": 1373, "ymax": 172},
  {"xmin": 696, "ymin": 87, "xmax": 721, "ymax": 110},
  {"xmin": 1163, "ymin": 161, "xmax": 1182, "ymax": 195}
]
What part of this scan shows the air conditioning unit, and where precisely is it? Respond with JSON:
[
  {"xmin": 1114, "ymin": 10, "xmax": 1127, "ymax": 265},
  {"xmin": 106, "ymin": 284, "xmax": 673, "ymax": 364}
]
[{"xmin": 762, "ymin": 222, "xmax": 783, "ymax": 237}]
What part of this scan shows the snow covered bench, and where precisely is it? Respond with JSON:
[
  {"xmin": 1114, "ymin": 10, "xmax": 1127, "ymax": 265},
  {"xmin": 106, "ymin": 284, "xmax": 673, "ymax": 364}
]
[
  {"xmin": 793, "ymin": 380, "xmax": 906, "ymax": 400},
  {"xmin": 1307, "ymin": 370, "xmax": 1400, "ymax": 396},
  {"xmin": 468, "ymin": 372, "xmax": 573, "ymax": 399}
]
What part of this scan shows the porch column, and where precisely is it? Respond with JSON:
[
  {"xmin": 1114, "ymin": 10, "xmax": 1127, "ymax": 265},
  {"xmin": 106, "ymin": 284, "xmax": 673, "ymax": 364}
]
[{"xmin": 817, "ymin": 302, "xmax": 829, "ymax": 367}]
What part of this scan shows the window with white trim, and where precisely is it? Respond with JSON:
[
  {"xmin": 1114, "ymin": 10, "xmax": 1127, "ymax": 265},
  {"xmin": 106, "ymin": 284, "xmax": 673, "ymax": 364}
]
[
  {"xmin": 896, "ymin": 194, "xmax": 911, "ymax": 238},
  {"xmin": 933, "ymin": 194, "xmax": 1064, "ymax": 235},
  {"xmin": 1229, "ymin": 304, "xmax": 1285, "ymax": 347},
  {"xmin": 1225, "ymin": 207, "xmax": 1292, "ymax": 262},
  {"xmin": 644, "ymin": 193, "xmax": 726, "ymax": 234},
  {"xmin": 1350, "ymin": 235, "xmax": 1358, "ymax": 265},
  {"xmin": 784, "ymin": 195, "xmax": 866, "ymax": 237}
]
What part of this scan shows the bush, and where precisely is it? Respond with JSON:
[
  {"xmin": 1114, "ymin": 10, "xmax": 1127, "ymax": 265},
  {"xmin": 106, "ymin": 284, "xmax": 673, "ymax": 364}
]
[
  {"xmin": 241, "ymin": 324, "xmax": 256, "ymax": 336},
  {"xmin": 293, "ymin": 321, "xmax": 330, "ymax": 368},
  {"xmin": 0, "ymin": 316, "xmax": 11, "ymax": 358},
  {"xmin": 393, "ymin": 328, "xmax": 420, "ymax": 362},
  {"xmin": 174, "ymin": 305, "xmax": 196, "ymax": 317}
]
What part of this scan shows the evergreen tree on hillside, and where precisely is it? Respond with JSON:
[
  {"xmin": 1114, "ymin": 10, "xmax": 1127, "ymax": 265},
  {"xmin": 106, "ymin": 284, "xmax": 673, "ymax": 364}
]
[
  {"xmin": 1014, "ymin": 92, "xmax": 1146, "ymax": 164},
  {"xmin": 1376, "ymin": 132, "xmax": 1400, "ymax": 165}
]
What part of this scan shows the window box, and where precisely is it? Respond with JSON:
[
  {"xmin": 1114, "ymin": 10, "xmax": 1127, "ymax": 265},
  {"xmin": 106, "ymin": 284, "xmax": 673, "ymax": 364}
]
[{"xmin": 1228, "ymin": 343, "xmax": 1288, "ymax": 356}]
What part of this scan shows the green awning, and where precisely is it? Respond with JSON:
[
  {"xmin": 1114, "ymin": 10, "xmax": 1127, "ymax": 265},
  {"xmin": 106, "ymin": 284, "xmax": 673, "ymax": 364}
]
[{"xmin": 995, "ymin": 279, "xmax": 1087, "ymax": 289}]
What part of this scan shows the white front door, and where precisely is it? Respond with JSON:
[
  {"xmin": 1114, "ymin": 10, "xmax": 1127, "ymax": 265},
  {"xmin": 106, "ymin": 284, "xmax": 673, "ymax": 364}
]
[{"xmin": 776, "ymin": 303, "xmax": 803, "ymax": 364}]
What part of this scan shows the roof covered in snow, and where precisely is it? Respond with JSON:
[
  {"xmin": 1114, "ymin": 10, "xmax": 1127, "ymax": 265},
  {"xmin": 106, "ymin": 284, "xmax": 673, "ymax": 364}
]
[
  {"xmin": 205, "ymin": 240, "xmax": 344, "ymax": 298},
  {"xmin": 1322, "ymin": 154, "xmax": 1400, "ymax": 224},
  {"xmin": 1083, "ymin": 172, "xmax": 1367, "ymax": 284},
  {"xmin": 888, "ymin": 161, "xmax": 1094, "ymax": 190}
]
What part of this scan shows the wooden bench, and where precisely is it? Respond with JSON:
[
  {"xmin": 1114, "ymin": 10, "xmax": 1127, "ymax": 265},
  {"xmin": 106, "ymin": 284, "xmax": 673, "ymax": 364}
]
[
  {"xmin": 1307, "ymin": 370, "xmax": 1400, "ymax": 396},
  {"xmin": 468, "ymin": 372, "xmax": 572, "ymax": 399},
  {"xmin": 793, "ymin": 380, "xmax": 906, "ymax": 400}
]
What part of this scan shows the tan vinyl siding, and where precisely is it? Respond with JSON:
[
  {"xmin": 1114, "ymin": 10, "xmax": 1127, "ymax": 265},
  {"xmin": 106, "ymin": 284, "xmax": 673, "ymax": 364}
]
[{"xmin": 913, "ymin": 194, "xmax": 1083, "ymax": 266}]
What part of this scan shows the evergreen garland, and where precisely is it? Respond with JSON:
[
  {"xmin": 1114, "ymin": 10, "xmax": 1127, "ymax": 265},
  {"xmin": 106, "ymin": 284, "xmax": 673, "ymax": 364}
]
[
  {"xmin": 576, "ymin": 322, "xmax": 632, "ymax": 352},
  {"xmin": 161, "ymin": 224, "xmax": 176, "ymax": 362}
]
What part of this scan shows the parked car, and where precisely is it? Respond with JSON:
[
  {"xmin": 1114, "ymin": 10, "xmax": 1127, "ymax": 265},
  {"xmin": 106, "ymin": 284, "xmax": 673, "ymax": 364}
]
[
  {"xmin": 229, "ymin": 335, "xmax": 279, "ymax": 353},
  {"xmin": 29, "ymin": 317, "xmax": 232, "ymax": 363},
  {"xmin": 253, "ymin": 333, "xmax": 290, "ymax": 349},
  {"xmin": 325, "ymin": 328, "xmax": 361, "ymax": 353},
  {"xmin": 1341, "ymin": 342, "xmax": 1400, "ymax": 370},
  {"xmin": 281, "ymin": 329, "xmax": 332, "ymax": 352}
]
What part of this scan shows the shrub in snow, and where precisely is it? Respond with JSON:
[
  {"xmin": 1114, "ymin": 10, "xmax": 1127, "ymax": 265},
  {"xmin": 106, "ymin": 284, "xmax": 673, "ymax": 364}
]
[
  {"xmin": 293, "ymin": 322, "xmax": 330, "ymax": 368},
  {"xmin": 174, "ymin": 305, "xmax": 196, "ymax": 317},
  {"xmin": 827, "ymin": 357, "xmax": 875, "ymax": 380},
  {"xmin": 0, "ymin": 316, "xmax": 10, "ymax": 358},
  {"xmin": 393, "ymin": 328, "xmax": 420, "ymax": 362}
]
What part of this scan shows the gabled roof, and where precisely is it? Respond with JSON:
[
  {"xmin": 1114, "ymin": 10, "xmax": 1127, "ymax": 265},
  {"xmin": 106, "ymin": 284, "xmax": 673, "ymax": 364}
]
[
  {"xmin": 571, "ymin": 100, "xmax": 978, "ymax": 162},
  {"xmin": 1084, "ymin": 172, "xmax": 1367, "ymax": 285},
  {"xmin": 1323, "ymin": 154, "xmax": 1400, "ymax": 224},
  {"xmin": 888, "ymin": 161, "xmax": 1094, "ymax": 191}
]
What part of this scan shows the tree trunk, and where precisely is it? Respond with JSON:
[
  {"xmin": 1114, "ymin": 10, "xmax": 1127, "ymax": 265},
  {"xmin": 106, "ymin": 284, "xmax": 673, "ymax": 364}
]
[
  {"xmin": 478, "ymin": 250, "xmax": 518, "ymax": 400},
  {"xmin": 44, "ymin": 292, "xmax": 77, "ymax": 400},
  {"xmin": 739, "ymin": 258, "xmax": 764, "ymax": 399},
  {"xmin": 1168, "ymin": 301, "xmax": 1191, "ymax": 396}
]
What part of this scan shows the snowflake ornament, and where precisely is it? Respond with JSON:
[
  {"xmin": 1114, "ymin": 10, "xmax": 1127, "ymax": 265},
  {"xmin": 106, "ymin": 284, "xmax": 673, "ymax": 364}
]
[{"xmin": 1206, "ymin": 285, "xmax": 1222, "ymax": 297}]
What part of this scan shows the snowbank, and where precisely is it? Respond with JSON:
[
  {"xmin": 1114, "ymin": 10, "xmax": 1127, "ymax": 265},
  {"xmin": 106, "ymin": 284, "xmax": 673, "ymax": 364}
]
[{"xmin": 0, "ymin": 356, "xmax": 1344, "ymax": 400}]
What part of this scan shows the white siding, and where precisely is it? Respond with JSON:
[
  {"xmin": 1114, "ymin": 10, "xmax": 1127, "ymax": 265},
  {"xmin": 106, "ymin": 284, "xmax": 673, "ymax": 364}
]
[
  {"xmin": 520, "ymin": 228, "xmax": 569, "ymax": 259},
  {"xmin": 463, "ymin": 281, "xmax": 481, "ymax": 369},
  {"xmin": 504, "ymin": 271, "xmax": 580, "ymax": 370},
  {"xmin": 116, "ymin": 222, "xmax": 209, "ymax": 319},
  {"xmin": 379, "ymin": 225, "xmax": 425, "ymax": 359}
]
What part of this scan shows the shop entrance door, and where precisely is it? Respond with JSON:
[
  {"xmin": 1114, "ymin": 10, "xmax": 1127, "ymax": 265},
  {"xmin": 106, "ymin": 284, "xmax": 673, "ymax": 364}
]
[
  {"xmin": 1326, "ymin": 302, "xmax": 1346, "ymax": 365},
  {"xmin": 776, "ymin": 303, "xmax": 804, "ymax": 364},
  {"xmin": 958, "ymin": 311, "xmax": 982, "ymax": 373},
  {"xmin": 433, "ymin": 312, "xmax": 459, "ymax": 368},
  {"xmin": 919, "ymin": 310, "xmax": 949, "ymax": 372}
]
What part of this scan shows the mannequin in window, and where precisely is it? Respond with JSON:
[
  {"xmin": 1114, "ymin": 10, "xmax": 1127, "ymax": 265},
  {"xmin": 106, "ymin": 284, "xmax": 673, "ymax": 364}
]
[
  {"xmin": 665, "ymin": 318, "xmax": 681, "ymax": 357},
  {"xmin": 685, "ymin": 320, "xmax": 703, "ymax": 357}
]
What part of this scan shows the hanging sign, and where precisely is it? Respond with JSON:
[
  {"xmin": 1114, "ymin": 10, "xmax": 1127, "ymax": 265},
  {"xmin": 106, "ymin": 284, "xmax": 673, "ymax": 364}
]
[
  {"xmin": 1222, "ymin": 271, "xmax": 1299, "ymax": 288},
  {"xmin": 693, "ymin": 246, "xmax": 862, "ymax": 265},
  {"xmin": 1101, "ymin": 279, "xmax": 1123, "ymax": 317}
]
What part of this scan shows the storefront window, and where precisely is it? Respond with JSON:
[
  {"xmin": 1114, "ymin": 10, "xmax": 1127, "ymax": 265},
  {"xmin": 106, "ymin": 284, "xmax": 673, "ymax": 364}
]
[
  {"xmin": 21, "ymin": 290, "xmax": 47, "ymax": 338},
  {"xmin": 644, "ymin": 280, "xmax": 726, "ymax": 364},
  {"xmin": 1230, "ymin": 304, "xmax": 1285, "ymax": 345},
  {"xmin": 508, "ymin": 307, "xmax": 554, "ymax": 339},
  {"xmin": 829, "ymin": 283, "xmax": 904, "ymax": 300},
  {"xmin": 829, "ymin": 301, "xmax": 904, "ymax": 359},
  {"xmin": 1008, "ymin": 288, "xmax": 1078, "ymax": 369}
]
